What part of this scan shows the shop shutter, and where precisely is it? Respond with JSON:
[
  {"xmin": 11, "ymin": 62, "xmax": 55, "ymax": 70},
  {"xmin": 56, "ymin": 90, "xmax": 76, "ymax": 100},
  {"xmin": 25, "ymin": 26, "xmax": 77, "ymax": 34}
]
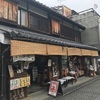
[
  {"xmin": 68, "ymin": 47, "xmax": 81, "ymax": 56},
  {"xmin": 10, "ymin": 40, "xmax": 47, "ymax": 56}
]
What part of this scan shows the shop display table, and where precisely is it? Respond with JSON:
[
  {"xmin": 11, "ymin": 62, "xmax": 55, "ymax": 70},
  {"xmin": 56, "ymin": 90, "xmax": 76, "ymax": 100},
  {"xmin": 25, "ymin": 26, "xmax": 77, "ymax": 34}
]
[
  {"xmin": 10, "ymin": 73, "xmax": 30, "ymax": 100},
  {"xmin": 62, "ymin": 76, "xmax": 74, "ymax": 84},
  {"xmin": 89, "ymin": 69, "xmax": 95, "ymax": 77}
]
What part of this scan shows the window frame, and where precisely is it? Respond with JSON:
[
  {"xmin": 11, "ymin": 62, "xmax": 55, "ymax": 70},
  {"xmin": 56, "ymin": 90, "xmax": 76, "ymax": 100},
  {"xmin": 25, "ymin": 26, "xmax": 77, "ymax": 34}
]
[{"xmin": 18, "ymin": 8, "xmax": 29, "ymax": 27}]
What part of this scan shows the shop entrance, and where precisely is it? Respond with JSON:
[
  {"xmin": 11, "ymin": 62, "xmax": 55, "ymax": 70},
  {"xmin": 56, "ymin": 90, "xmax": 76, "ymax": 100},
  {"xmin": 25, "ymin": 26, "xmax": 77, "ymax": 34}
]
[
  {"xmin": 27, "ymin": 55, "xmax": 61, "ymax": 94},
  {"xmin": 27, "ymin": 55, "xmax": 48, "ymax": 94}
]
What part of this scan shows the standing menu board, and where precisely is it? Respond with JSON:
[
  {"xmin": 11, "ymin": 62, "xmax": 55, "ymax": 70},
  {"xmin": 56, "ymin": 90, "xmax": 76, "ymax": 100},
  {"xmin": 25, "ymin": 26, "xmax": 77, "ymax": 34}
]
[{"xmin": 48, "ymin": 81, "xmax": 59, "ymax": 96}]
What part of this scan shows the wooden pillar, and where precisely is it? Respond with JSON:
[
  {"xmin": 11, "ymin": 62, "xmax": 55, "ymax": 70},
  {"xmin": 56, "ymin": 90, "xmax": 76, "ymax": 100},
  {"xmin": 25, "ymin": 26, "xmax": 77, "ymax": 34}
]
[
  {"xmin": 58, "ymin": 56, "xmax": 62, "ymax": 78},
  {"xmin": 0, "ymin": 43, "xmax": 2, "ymax": 99},
  {"xmin": 0, "ymin": 44, "xmax": 10, "ymax": 100}
]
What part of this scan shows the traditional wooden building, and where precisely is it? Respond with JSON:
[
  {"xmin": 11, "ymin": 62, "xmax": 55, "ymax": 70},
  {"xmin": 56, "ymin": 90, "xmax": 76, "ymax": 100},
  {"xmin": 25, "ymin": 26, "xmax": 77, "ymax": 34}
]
[{"xmin": 0, "ymin": 0, "xmax": 99, "ymax": 100}]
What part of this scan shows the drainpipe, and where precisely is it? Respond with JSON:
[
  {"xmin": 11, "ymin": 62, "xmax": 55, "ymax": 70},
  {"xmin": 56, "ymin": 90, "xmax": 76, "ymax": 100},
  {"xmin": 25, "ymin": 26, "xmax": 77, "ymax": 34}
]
[
  {"xmin": 0, "ymin": 46, "xmax": 9, "ymax": 100},
  {"xmin": 98, "ymin": 17, "xmax": 100, "ymax": 45}
]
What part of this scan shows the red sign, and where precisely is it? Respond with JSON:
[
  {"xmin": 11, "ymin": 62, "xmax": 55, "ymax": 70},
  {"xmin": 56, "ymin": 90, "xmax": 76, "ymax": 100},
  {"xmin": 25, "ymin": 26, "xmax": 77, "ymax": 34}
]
[{"xmin": 48, "ymin": 81, "xmax": 59, "ymax": 96}]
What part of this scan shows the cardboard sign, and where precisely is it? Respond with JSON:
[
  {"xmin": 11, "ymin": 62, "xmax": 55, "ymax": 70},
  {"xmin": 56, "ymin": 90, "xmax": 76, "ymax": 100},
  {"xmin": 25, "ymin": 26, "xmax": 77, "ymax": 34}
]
[{"xmin": 48, "ymin": 81, "xmax": 59, "ymax": 96}]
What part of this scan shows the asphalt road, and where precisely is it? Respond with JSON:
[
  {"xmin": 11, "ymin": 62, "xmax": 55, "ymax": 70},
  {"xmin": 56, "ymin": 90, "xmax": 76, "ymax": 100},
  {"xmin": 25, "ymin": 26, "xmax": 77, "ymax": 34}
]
[{"xmin": 56, "ymin": 77, "xmax": 100, "ymax": 100}]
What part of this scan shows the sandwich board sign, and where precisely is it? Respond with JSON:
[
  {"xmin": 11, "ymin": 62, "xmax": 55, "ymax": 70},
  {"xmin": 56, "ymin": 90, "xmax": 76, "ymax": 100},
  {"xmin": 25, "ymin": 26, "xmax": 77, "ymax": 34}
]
[
  {"xmin": 48, "ymin": 81, "xmax": 63, "ymax": 96},
  {"xmin": 48, "ymin": 81, "xmax": 59, "ymax": 96}
]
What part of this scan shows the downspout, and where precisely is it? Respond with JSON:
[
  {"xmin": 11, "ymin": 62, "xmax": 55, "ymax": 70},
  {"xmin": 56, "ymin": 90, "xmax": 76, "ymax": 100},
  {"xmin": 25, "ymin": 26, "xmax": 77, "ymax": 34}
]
[
  {"xmin": 1, "ymin": 46, "xmax": 10, "ymax": 100},
  {"xmin": 98, "ymin": 17, "xmax": 100, "ymax": 45}
]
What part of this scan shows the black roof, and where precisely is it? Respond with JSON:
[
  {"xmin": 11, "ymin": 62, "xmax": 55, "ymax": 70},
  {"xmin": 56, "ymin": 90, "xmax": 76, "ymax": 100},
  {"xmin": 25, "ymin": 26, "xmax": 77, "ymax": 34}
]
[{"xmin": 0, "ymin": 25, "xmax": 98, "ymax": 50}]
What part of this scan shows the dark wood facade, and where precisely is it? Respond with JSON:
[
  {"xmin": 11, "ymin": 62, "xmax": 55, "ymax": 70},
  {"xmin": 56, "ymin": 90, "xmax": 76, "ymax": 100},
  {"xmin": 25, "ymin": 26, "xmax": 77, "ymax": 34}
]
[
  {"xmin": 0, "ymin": 0, "xmax": 86, "ymax": 100},
  {"xmin": 0, "ymin": 0, "xmax": 84, "ymax": 42}
]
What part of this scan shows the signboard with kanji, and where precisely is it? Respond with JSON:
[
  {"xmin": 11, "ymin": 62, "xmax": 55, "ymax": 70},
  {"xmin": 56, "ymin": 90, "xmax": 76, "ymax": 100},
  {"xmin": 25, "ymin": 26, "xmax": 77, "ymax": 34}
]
[{"xmin": 10, "ymin": 76, "xmax": 30, "ymax": 90}]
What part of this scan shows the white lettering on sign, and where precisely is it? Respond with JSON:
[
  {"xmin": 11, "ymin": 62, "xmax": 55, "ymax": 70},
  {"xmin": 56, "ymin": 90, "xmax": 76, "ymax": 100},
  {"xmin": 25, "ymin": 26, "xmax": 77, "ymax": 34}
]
[{"xmin": 13, "ymin": 55, "xmax": 35, "ymax": 62}]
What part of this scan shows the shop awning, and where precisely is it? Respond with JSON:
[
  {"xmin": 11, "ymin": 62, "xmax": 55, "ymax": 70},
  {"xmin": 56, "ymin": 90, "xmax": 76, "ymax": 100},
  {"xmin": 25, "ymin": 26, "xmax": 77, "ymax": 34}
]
[
  {"xmin": 81, "ymin": 49, "xmax": 91, "ymax": 56},
  {"xmin": 11, "ymin": 40, "xmax": 47, "ymax": 56},
  {"xmin": 47, "ymin": 45, "xmax": 67, "ymax": 55},
  {"xmin": 62, "ymin": 47, "xmax": 67, "ymax": 55},
  {"xmin": 91, "ymin": 50, "xmax": 98, "ymax": 56},
  {"xmin": 0, "ymin": 25, "xmax": 98, "ymax": 50},
  {"xmin": 68, "ymin": 47, "xmax": 82, "ymax": 56}
]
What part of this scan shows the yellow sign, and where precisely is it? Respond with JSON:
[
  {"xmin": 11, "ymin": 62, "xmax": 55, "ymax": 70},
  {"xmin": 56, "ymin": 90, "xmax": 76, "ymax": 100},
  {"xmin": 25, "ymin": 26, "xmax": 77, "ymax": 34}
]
[
  {"xmin": 10, "ymin": 76, "xmax": 30, "ymax": 90},
  {"xmin": 19, "ymin": 76, "xmax": 30, "ymax": 88}
]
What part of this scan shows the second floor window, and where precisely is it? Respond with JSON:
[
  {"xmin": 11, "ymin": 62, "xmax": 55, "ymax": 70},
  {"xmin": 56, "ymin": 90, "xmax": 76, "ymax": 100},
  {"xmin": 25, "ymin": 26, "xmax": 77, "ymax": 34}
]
[
  {"xmin": 52, "ymin": 20, "xmax": 60, "ymax": 34},
  {"xmin": 30, "ymin": 14, "xmax": 39, "ymax": 29},
  {"xmin": 29, "ymin": 13, "xmax": 49, "ymax": 33},
  {"xmin": 18, "ymin": 9, "xmax": 28, "ymax": 27}
]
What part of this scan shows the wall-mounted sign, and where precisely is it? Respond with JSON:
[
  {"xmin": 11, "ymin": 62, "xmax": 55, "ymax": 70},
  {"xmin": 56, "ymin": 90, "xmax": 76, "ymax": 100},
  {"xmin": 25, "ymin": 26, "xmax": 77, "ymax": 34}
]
[
  {"xmin": 13, "ymin": 55, "xmax": 35, "ymax": 62},
  {"xmin": 10, "ymin": 76, "xmax": 30, "ymax": 90}
]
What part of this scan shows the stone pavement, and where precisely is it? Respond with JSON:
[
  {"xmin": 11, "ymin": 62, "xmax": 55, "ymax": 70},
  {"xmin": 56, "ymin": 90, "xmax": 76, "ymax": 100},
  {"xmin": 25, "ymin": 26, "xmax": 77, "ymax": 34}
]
[
  {"xmin": 57, "ymin": 75, "xmax": 100, "ymax": 100},
  {"xmin": 22, "ymin": 75, "xmax": 99, "ymax": 100}
]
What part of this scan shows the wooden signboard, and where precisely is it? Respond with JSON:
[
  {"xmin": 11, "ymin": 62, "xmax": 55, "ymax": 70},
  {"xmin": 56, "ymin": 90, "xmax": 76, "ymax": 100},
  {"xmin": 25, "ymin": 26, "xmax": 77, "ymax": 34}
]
[{"xmin": 48, "ymin": 81, "xmax": 63, "ymax": 97}]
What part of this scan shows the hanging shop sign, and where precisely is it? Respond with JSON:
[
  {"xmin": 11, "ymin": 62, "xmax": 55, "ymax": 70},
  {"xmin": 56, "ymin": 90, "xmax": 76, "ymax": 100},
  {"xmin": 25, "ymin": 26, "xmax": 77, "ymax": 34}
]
[
  {"xmin": 13, "ymin": 55, "xmax": 35, "ymax": 62},
  {"xmin": 10, "ymin": 76, "xmax": 30, "ymax": 90}
]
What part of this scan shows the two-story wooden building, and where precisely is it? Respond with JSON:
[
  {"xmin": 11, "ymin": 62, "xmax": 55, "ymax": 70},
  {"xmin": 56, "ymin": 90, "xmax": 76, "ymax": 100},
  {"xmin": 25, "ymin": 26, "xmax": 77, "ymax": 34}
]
[{"xmin": 0, "ymin": 0, "xmax": 99, "ymax": 100}]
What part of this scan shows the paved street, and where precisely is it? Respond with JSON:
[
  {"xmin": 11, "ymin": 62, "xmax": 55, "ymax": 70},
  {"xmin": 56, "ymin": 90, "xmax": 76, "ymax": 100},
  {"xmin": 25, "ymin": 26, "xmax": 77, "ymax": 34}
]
[{"xmin": 56, "ymin": 77, "xmax": 100, "ymax": 100}]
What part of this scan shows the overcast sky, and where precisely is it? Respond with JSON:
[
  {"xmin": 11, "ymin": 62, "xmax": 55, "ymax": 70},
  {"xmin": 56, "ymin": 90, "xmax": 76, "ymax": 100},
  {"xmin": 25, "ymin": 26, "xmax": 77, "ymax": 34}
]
[{"xmin": 36, "ymin": 0, "xmax": 100, "ymax": 14}]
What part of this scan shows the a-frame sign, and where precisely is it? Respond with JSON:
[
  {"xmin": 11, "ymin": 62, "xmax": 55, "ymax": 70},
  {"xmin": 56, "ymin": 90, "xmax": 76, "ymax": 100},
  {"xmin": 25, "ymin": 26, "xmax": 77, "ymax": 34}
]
[{"xmin": 48, "ymin": 81, "xmax": 63, "ymax": 97}]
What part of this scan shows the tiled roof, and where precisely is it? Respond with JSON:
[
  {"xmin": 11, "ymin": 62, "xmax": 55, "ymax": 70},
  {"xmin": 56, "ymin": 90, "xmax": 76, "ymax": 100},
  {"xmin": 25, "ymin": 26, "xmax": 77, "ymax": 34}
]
[{"xmin": 0, "ymin": 25, "xmax": 98, "ymax": 50}]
